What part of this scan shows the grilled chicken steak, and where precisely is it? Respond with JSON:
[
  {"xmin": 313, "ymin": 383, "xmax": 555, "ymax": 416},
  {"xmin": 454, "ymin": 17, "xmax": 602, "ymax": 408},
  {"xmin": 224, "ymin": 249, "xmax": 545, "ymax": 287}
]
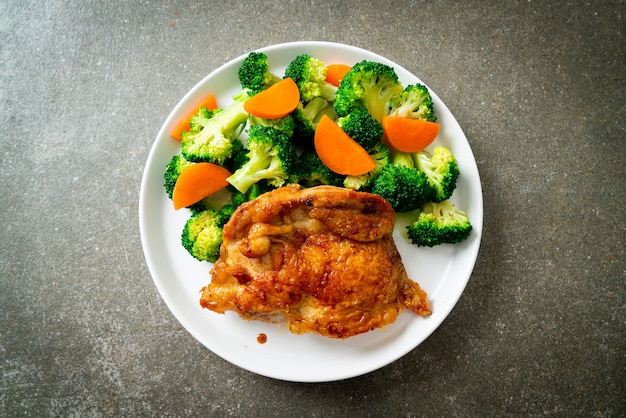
[{"xmin": 200, "ymin": 184, "xmax": 431, "ymax": 339}]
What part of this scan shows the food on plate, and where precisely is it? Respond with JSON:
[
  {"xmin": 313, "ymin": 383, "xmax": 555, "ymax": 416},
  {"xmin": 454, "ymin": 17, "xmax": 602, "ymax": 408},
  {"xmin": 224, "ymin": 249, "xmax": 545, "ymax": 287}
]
[
  {"xmin": 227, "ymin": 124, "xmax": 298, "ymax": 194},
  {"xmin": 171, "ymin": 162, "xmax": 231, "ymax": 210},
  {"xmin": 171, "ymin": 94, "xmax": 218, "ymax": 141},
  {"xmin": 407, "ymin": 200, "xmax": 472, "ymax": 247},
  {"xmin": 180, "ymin": 90, "xmax": 250, "ymax": 165},
  {"xmin": 333, "ymin": 60, "xmax": 403, "ymax": 123},
  {"xmin": 284, "ymin": 54, "xmax": 338, "ymax": 102},
  {"xmin": 385, "ymin": 83, "xmax": 437, "ymax": 122},
  {"xmin": 243, "ymin": 77, "xmax": 301, "ymax": 119},
  {"xmin": 370, "ymin": 153, "xmax": 434, "ymax": 213},
  {"xmin": 324, "ymin": 63, "xmax": 352, "ymax": 87},
  {"xmin": 199, "ymin": 184, "xmax": 431, "ymax": 339},
  {"xmin": 413, "ymin": 145, "xmax": 460, "ymax": 203},
  {"xmin": 164, "ymin": 51, "xmax": 474, "ymax": 269},
  {"xmin": 313, "ymin": 114, "xmax": 376, "ymax": 176},
  {"xmin": 237, "ymin": 51, "xmax": 283, "ymax": 96},
  {"xmin": 382, "ymin": 116, "xmax": 440, "ymax": 153}
]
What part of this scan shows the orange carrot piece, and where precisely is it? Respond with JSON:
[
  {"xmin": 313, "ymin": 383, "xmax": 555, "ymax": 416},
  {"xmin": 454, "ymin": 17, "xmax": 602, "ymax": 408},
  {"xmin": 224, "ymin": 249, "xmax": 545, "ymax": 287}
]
[
  {"xmin": 172, "ymin": 162, "xmax": 231, "ymax": 210},
  {"xmin": 382, "ymin": 116, "xmax": 441, "ymax": 153},
  {"xmin": 171, "ymin": 94, "xmax": 218, "ymax": 141},
  {"xmin": 314, "ymin": 115, "xmax": 376, "ymax": 176},
  {"xmin": 243, "ymin": 77, "xmax": 300, "ymax": 119},
  {"xmin": 325, "ymin": 64, "xmax": 352, "ymax": 87}
]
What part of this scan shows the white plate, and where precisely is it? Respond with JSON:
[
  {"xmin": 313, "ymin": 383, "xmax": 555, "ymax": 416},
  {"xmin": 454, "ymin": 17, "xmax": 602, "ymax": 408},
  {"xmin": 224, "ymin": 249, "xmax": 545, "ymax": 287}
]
[{"xmin": 139, "ymin": 41, "xmax": 483, "ymax": 382}]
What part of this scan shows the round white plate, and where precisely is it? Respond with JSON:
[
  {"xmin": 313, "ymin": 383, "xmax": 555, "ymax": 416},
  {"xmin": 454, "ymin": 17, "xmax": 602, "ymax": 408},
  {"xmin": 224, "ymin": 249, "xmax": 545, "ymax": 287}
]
[{"xmin": 139, "ymin": 41, "xmax": 483, "ymax": 382}]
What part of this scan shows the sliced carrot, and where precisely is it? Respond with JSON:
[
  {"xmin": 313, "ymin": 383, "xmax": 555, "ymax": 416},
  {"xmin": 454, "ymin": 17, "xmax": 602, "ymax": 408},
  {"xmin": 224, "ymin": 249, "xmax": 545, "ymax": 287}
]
[
  {"xmin": 314, "ymin": 115, "xmax": 376, "ymax": 176},
  {"xmin": 171, "ymin": 94, "xmax": 218, "ymax": 141},
  {"xmin": 382, "ymin": 116, "xmax": 441, "ymax": 153},
  {"xmin": 325, "ymin": 64, "xmax": 352, "ymax": 87},
  {"xmin": 172, "ymin": 162, "xmax": 231, "ymax": 210},
  {"xmin": 243, "ymin": 77, "xmax": 300, "ymax": 119}
]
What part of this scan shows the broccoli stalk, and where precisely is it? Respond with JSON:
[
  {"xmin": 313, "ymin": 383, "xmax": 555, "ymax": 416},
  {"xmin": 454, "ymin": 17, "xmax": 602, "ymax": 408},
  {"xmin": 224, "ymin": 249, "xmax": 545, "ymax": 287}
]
[
  {"xmin": 181, "ymin": 90, "xmax": 250, "ymax": 165},
  {"xmin": 406, "ymin": 200, "xmax": 472, "ymax": 247},
  {"xmin": 390, "ymin": 149, "xmax": 415, "ymax": 168},
  {"xmin": 333, "ymin": 60, "xmax": 403, "ymax": 122},
  {"xmin": 386, "ymin": 83, "xmax": 437, "ymax": 122},
  {"xmin": 414, "ymin": 146, "xmax": 460, "ymax": 202},
  {"xmin": 284, "ymin": 54, "xmax": 337, "ymax": 102},
  {"xmin": 238, "ymin": 51, "xmax": 283, "ymax": 95},
  {"xmin": 227, "ymin": 124, "xmax": 297, "ymax": 193}
]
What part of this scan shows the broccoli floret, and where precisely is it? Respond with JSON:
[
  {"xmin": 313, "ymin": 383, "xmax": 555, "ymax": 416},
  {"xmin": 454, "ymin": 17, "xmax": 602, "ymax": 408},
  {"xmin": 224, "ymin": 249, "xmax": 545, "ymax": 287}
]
[
  {"xmin": 291, "ymin": 97, "xmax": 336, "ymax": 143},
  {"xmin": 238, "ymin": 51, "xmax": 282, "ymax": 95},
  {"xmin": 284, "ymin": 54, "xmax": 337, "ymax": 102},
  {"xmin": 336, "ymin": 107, "xmax": 384, "ymax": 151},
  {"xmin": 406, "ymin": 200, "xmax": 472, "ymax": 247},
  {"xmin": 188, "ymin": 107, "xmax": 219, "ymax": 131},
  {"xmin": 291, "ymin": 150, "xmax": 345, "ymax": 187},
  {"xmin": 333, "ymin": 60, "xmax": 403, "ymax": 122},
  {"xmin": 343, "ymin": 143, "xmax": 390, "ymax": 191},
  {"xmin": 181, "ymin": 209, "xmax": 225, "ymax": 263},
  {"xmin": 370, "ymin": 163, "xmax": 434, "ymax": 213},
  {"xmin": 181, "ymin": 90, "xmax": 250, "ymax": 165},
  {"xmin": 227, "ymin": 124, "xmax": 297, "ymax": 193},
  {"xmin": 248, "ymin": 113, "xmax": 295, "ymax": 137},
  {"xmin": 414, "ymin": 146, "xmax": 460, "ymax": 202},
  {"xmin": 386, "ymin": 83, "xmax": 437, "ymax": 122},
  {"xmin": 163, "ymin": 154, "xmax": 193, "ymax": 199}
]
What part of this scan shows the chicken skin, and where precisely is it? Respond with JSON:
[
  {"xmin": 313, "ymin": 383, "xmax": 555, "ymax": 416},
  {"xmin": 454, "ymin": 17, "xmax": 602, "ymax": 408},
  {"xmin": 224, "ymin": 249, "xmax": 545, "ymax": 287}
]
[{"xmin": 199, "ymin": 184, "xmax": 431, "ymax": 339}]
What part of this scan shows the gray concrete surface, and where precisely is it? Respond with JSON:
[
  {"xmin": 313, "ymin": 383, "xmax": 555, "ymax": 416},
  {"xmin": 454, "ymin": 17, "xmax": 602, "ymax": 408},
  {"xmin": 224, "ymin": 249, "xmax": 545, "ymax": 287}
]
[{"xmin": 1, "ymin": 0, "xmax": 624, "ymax": 416}]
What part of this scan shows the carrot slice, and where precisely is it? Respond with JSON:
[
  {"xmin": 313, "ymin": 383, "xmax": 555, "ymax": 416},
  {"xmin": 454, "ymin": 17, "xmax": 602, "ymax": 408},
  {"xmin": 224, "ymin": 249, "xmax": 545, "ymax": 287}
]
[
  {"xmin": 382, "ymin": 116, "xmax": 441, "ymax": 152},
  {"xmin": 171, "ymin": 94, "xmax": 218, "ymax": 141},
  {"xmin": 172, "ymin": 162, "xmax": 231, "ymax": 210},
  {"xmin": 243, "ymin": 77, "xmax": 300, "ymax": 119},
  {"xmin": 325, "ymin": 64, "xmax": 352, "ymax": 87},
  {"xmin": 314, "ymin": 115, "xmax": 376, "ymax": 176}
]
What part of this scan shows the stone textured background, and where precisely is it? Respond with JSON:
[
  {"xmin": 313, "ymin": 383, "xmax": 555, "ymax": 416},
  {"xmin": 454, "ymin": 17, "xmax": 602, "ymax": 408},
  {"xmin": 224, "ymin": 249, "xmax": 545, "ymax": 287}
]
[{"xmin": 1, "ymin": 1, "xmax": 624, "ymax": 416}]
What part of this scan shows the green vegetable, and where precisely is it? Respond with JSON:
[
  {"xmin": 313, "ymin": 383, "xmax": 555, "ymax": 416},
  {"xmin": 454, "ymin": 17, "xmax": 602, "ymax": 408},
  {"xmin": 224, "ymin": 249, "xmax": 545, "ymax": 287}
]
[
  {"xmin": 248, "ymin": 113, "xmax": 296, "ymax": 137},
  {"xmin": 227, "ymin": 124, "xmax": 297, "ymax": 193},
  {"xmin": 291, "ymin": 97, "xmax": 336, "ymax": 143},
  {"xmin": 370, "ymin": 163, "xmax": 434, "ymax": 213},
  {"xmin": 333, "ymin": 60, "xmax": 403, "ymax": 122},
  {"xmin": 414, "ymin": 146, "xmax": 459, "ymax": 202},
  {"xmin": 163, "ymin": 154, "xmax": 193, "ymax": 199},
  {"xmin": 291, "ymin": 150, "xmax": 345, "ymax": 187},
  {"xmin": 406, "ymin": 200, "xmax": 472, "ymax": 247},
  {"xmin": 181, "ymin": 209, "xmax": 226, "ymax": 262},
  {"xmin": 336, "ymin": 107, "xmax": 384, "ymax": 151},
  {"xmin": 181, "ymin": 90, "xmax": 250, "ymax": 165},
  {"xmin": 284, "ymin": 54, "xmax": 337, "ymax": 102},
  {"xmin": 386, "ymin": 83, "xmax": 437, "ymax": 122},
  {"xmin": 238, "ymin": 51, "xmax": 283, "ymax": 95}
]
